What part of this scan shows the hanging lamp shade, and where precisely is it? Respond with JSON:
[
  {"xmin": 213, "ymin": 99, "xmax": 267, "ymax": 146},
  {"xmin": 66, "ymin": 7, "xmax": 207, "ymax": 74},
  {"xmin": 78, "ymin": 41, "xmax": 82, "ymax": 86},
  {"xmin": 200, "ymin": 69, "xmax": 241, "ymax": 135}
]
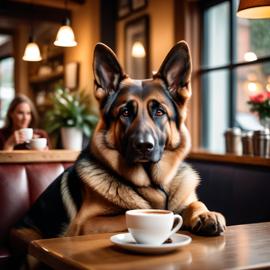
[
  {"xmin": 131, "ymin": 41, "xmax": 146, "ymax": 58},
  {"xmin": 54, "ymin": 18, "xmax": 77, "ymax": 47},
  {"xmin": 237, "ymin": 0, "xmax": 270, "ymax": 19},
  {"xmin": 22, "ymin": 37, "xmax": 42, "ymax": 61}
]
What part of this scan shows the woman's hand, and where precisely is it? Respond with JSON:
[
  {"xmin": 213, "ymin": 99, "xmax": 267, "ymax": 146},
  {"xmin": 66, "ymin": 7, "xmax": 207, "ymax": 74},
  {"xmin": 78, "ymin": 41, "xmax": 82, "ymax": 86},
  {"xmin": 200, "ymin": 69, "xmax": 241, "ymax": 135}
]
[
  {"xmin": 14, "ymin": 129, "xmax": 29, "ymax": 144},
  {"xmin": 32, "ymin": 133, "xmax": 40, "ymax": 139},
  {"xmin": 3, "ymin": 130, "xmax": 28, "ymax": 151}
]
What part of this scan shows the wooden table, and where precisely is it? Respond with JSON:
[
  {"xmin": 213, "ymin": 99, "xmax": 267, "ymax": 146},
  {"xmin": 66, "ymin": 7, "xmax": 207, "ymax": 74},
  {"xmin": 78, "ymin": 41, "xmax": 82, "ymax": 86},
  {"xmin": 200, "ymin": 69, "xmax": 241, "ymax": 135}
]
[{"xmin": 29, "ymin": 222, "xmax": 270, "ymax": 270}]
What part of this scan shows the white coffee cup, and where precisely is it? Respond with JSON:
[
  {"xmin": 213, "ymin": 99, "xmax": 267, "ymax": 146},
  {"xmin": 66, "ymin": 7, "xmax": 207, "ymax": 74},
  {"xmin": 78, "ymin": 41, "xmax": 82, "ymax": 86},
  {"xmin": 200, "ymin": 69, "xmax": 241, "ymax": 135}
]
[
  {"xmin": 29, "ymin": 138, "xmax": 47, "ymax": 150},
  {"xmin": 126, "ymin": 209, "xmax": 183, "ymax": 245},
  {"xmin": 20, "ymin": 128, "xmax": 33, "ymax": 142}
]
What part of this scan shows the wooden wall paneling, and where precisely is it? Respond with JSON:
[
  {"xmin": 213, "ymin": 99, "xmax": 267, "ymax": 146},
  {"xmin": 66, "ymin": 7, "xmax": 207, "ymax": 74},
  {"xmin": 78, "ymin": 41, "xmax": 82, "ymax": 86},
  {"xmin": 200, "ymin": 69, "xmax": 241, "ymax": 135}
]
[{"xmin": 174, "ymin": 0, "xmax": 202, "ymax": 150}]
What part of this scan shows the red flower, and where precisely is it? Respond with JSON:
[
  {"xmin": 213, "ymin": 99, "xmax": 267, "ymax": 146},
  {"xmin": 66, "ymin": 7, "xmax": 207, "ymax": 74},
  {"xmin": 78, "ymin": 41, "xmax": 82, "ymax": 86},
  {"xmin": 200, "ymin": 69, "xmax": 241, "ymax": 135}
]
[
  {"xmin": 247, "ymin": 91, "xmax": 270, "ymax": 119},
  {"xmin": 249, "ymin": 92, "xmax": 267, "ymax": 103}
]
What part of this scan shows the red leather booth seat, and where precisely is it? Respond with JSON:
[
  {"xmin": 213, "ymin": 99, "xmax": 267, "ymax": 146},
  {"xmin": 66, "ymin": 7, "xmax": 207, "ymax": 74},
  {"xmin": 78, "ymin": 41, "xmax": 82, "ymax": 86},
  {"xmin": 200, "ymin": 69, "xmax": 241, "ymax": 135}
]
[{"xmin": 0, "ymin": 162, "xmax": 73, "ymax": 269}]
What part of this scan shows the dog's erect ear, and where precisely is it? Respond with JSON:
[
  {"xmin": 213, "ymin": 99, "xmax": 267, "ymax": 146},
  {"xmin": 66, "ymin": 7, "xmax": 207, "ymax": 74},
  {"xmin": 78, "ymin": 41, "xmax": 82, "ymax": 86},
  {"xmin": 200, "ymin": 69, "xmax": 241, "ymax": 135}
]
[
  {"xmin": 154, "ymin": 41, "xmax": 192, "ymax": 104},
  {"xmin": 93, "ymin": 43, "xmax": 125, "ymax": 102}
]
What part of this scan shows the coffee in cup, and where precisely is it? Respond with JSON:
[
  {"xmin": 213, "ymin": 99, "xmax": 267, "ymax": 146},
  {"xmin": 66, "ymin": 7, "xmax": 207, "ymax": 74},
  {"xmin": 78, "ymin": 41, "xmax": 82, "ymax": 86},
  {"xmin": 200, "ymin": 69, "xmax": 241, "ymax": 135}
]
[
  {"xmin": 20, "ymin": 128, "xmax": 33, "ymax": 142},
  {"xmin": 126, "ymin": 209, "xmax": 183, "ymax": 245},
  {"xmin": 29, "ymin": 138, "xmax": 47, "ymax": 150}
]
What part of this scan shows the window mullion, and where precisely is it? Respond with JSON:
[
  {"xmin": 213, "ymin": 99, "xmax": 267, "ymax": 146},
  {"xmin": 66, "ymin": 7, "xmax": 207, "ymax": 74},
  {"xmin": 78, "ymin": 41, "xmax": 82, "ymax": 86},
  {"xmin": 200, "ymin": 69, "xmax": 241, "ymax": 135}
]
[{"xmin": 229, "ymin": 0, "xmax": 236, "ymax": 128}]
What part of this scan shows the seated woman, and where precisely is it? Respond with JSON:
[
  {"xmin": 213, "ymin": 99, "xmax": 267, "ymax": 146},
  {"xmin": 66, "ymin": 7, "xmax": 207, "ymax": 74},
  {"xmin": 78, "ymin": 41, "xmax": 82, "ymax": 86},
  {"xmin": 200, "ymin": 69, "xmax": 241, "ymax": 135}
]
[{"xmin": 0, "ymin": 94, "xmax": 51, "ymax": 150}]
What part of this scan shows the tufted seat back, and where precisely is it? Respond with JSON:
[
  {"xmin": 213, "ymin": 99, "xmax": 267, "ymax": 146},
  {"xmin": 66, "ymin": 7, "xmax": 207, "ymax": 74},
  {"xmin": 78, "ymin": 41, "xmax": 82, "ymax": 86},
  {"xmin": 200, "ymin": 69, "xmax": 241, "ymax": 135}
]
[{"xmin": 0, "ymin": 162, "xmax": 73, "ymax": 246}]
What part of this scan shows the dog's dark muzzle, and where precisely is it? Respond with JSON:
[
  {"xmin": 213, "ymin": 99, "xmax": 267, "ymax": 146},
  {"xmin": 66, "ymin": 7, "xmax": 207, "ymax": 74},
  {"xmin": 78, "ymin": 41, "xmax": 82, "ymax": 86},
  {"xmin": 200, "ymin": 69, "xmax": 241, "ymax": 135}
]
[{"xmin": 125, "ymin": 133, "xmax": 162, "ymax": 163}]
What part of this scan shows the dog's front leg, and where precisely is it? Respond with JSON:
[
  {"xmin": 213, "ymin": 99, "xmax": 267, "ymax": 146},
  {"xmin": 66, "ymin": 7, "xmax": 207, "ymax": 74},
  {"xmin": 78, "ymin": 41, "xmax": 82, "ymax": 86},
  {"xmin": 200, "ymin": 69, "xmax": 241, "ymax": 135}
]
[
  {"xmin": 65, "ymin": 214, "xmax": 127, "ymax": 236},
  {"xmin": 182, "ymin": 201, "xmax": 226, "ymax": 236},
  {"xmin": 64, "ymin": 188, "xmax": 127, "ymax": 236}
]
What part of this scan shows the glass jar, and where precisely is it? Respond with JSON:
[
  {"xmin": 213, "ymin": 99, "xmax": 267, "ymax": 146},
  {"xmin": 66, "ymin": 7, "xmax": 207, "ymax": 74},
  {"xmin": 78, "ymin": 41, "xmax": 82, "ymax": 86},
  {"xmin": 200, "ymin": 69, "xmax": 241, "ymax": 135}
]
[
  {"xmin": 241, "ymin": 131, "xmax": 254, "ymax": 156},
  {"xmin": 252, "ymin": 129, "xmax": 270, "ymax": 158},
  {"xmin": 224, "ymin": 127, "xmax": 242, "ymax": 155}
]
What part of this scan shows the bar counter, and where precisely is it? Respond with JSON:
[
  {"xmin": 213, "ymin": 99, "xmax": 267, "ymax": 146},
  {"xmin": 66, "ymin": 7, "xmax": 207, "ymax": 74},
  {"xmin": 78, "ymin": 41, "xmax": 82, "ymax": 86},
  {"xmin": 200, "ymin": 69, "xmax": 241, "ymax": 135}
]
[
  {"xmin": 0, "ymin": 149, "xmax": 269, "ymax": 166},
  {"xmin": 0, "ymin": 150, "xmax": 80, "ymax": 163},
  {"xmin": 189, "ymin": 150, "xmax": 270, "ymax": 167}
]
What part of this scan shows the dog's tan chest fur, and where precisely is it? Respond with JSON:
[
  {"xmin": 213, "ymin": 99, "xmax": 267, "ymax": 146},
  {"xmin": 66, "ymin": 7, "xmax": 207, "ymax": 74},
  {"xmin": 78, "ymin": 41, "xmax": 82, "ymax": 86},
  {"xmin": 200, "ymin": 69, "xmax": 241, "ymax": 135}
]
[{"xmin": 63, "ymin": 158, "xmax": 201, "ymax": 236}]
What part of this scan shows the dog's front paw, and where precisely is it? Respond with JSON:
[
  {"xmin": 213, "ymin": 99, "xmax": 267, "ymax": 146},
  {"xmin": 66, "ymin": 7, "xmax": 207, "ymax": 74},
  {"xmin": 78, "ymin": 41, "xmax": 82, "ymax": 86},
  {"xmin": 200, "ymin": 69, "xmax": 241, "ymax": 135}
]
[{"xmin": 191, "ymin": 211, "xmax": 226, "ymax": 236}]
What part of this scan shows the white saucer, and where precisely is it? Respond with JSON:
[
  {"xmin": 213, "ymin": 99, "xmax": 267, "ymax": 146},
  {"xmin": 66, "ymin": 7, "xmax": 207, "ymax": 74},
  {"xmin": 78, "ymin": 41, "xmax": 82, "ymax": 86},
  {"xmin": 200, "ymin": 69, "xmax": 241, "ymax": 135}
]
[{"xmin": 110, "ymin": 233, "xmax": 192, "ymax": 254}]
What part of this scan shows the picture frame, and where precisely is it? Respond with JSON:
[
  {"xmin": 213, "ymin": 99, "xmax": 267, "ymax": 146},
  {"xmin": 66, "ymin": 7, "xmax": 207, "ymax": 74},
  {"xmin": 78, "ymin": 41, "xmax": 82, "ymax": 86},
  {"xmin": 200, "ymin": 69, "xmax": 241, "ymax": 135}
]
[
  {"xmin": 125, "ymin": 15, "xmax": 149, "ymax": 79},
  {"xmin": 65, "ymin": 62, "xmax": 79, "ymax": 90},
  {"xmin": 117, "ymin": 0, "xmax": 131, "ymax": 19},
  {"xmin": 131, "ymin": 0, "xmax": 147, "ymax": 11}
]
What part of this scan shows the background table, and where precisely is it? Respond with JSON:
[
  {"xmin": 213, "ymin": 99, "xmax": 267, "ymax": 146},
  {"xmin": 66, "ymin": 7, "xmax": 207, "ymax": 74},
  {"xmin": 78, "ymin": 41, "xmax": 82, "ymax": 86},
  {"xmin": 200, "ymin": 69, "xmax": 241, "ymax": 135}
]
[{"xmin": 30, "ymin": 222, "xmax": 270, "ymax": 270}]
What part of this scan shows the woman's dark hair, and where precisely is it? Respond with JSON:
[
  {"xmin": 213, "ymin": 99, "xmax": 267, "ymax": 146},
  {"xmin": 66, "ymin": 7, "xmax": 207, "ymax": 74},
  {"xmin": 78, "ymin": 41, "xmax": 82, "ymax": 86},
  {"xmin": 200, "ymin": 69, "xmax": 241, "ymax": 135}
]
[{"xmin": 5, "ymin": 94, "xmax": 39, "ymax": 130}]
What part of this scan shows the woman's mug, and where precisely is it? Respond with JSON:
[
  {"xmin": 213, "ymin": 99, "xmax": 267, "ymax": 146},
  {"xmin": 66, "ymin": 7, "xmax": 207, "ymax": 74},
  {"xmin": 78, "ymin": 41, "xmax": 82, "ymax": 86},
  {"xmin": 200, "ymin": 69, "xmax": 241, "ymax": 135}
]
[
  {"xmin": 19, "ymin": 128, "xmax": 33, "ymax": 142},
  {"xmin": 29, "ymin": 138, "xmax": 47, "ymax": 150}
]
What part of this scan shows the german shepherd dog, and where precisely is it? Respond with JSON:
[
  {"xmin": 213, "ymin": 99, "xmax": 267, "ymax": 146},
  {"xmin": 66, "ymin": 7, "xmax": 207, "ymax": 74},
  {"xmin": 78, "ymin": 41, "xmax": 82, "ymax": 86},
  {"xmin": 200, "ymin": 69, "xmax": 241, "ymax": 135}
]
[{"xmin": 16, "ymin": 41, "xmax": 225, "ymax": 242}]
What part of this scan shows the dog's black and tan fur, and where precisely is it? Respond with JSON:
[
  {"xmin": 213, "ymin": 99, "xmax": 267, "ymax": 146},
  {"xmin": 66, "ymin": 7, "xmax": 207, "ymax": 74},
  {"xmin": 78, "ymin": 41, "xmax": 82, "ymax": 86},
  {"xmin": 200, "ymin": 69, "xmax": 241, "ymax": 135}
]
[{"xmin": 16, "ymin": 41, "xmax": 225, "ymax": 243}]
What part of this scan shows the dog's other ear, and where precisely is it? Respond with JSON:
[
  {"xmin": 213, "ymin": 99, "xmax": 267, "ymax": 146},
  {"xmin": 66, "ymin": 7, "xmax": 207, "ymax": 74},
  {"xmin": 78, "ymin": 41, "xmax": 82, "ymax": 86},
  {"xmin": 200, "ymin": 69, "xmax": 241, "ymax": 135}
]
[
  {"xmin": 93, "ymin": 43, "xmax": 126, "ymax": 102},
  {"xmin": 154, "ymin": 41, "xmax": 192, "ymax": 104}
]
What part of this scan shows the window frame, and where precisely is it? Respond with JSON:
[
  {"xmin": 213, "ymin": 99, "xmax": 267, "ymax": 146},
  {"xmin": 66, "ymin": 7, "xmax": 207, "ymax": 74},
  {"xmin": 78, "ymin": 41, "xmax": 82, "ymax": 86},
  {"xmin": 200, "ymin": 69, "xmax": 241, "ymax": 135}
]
[
  {"xmin": 200, "ymin": 0, "xmax": 270, "ymax": 149},
  {"xmin": 0, "ymin": 56, "xmax": 15, "ymax": 124}
]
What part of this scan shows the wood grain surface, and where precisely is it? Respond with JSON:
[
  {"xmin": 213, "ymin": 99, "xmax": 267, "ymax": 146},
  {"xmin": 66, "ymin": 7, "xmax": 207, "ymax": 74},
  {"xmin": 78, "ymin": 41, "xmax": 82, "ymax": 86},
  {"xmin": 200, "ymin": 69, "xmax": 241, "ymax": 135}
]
[
  {"xmin": 0, "ymin": 150, "xmax": 79, "ymax": 163},
  {"xmin": 30, "ymin": 222, "xmax": 270, "ymax": 270}
]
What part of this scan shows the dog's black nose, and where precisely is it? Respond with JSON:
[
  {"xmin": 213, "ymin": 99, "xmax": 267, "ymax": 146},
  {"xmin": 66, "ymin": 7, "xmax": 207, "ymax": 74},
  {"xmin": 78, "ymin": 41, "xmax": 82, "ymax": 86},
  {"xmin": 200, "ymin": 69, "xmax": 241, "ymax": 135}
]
[
  {"xmin": 134, "ymin": 134, "xmax": 154, "ymax": 153},
  {"xmin": 136, "ymin": 141, "xmax": 154, "ymax": 152}
]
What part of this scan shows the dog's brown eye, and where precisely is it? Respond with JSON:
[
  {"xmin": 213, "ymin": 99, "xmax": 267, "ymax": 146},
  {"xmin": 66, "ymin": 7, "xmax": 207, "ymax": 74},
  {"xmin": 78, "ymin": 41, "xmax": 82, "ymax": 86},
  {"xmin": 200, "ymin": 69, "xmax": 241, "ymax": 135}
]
[
  {"xmin": 155, "ymin": 109, "xmax": 165, "ymax": 116},
  {"xmin": 121, "ymin": 108, "xmax": 130, "ymax": 117}
]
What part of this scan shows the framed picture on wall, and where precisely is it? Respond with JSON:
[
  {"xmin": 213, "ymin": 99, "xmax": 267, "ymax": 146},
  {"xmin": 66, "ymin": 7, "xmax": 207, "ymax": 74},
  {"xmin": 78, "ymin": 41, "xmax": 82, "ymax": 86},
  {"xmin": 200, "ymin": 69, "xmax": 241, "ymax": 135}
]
[
  {"xmin": 117, "ymin": 0, "xmax": 131, "ymax": 19},
  {"xmin": 131, "ymin": 0, "xmax": 148, "ymax": 11},
  {"xmin": 125, "ymin": 15, "xmax": 149, "ymax": 79}
]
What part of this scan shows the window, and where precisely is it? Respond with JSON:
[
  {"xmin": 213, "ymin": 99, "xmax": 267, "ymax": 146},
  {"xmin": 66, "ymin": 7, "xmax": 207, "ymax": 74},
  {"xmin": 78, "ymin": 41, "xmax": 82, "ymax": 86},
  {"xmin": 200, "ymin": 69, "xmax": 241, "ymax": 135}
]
[
  {"xmin": 0, "ymin": 33, "xmax": 15, "ymax": 127},
  {"xmin": 201, "ymin": 0, "xmax": 270, "ymax": 153},
  {"xmin": 0, "ymin": 57, "xmax": 15, "ymax": 127}
]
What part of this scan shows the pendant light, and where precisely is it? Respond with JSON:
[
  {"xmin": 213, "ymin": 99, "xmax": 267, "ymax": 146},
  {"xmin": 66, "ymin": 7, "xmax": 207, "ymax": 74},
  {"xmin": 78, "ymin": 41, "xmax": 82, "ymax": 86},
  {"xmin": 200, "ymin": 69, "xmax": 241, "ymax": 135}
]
[
  {"xmin": 54, "ymin": 0, "xmax": 77, "ymax": 47},
  {"xmin": 22, "ymin": 1, "xmax": 42, "ymax": 61},
  {"xmin": 22, "ymin": 37, "xmax": 42, "ymax": 61},
  {"xmin": 237, "ymin": 0, "xmax": 270, "ymax": 19}
]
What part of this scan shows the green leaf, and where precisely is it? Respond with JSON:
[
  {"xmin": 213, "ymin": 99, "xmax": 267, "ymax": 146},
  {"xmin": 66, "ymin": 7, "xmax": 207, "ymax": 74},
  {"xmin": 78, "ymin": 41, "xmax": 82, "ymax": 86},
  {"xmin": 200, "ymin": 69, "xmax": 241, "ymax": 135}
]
[
  {"xmin": 84, "ymin": 114, "xmax": 98, "ymax": 124},
  {"xmin": 82, "ymin": 124, "xmax": 91, "ymax": 137}
]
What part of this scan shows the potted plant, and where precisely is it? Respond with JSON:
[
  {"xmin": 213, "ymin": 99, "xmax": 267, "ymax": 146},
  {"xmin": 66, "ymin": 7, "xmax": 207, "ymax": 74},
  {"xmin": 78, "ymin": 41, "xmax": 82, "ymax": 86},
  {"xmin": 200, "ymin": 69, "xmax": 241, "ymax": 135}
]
[
  {"xmin": 45, "ymin": 88, "xmax": 98, "ymax": 150},
  {"xmin": 247, "ymin": 91, "xmax": 270, "ymax": 129}
]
